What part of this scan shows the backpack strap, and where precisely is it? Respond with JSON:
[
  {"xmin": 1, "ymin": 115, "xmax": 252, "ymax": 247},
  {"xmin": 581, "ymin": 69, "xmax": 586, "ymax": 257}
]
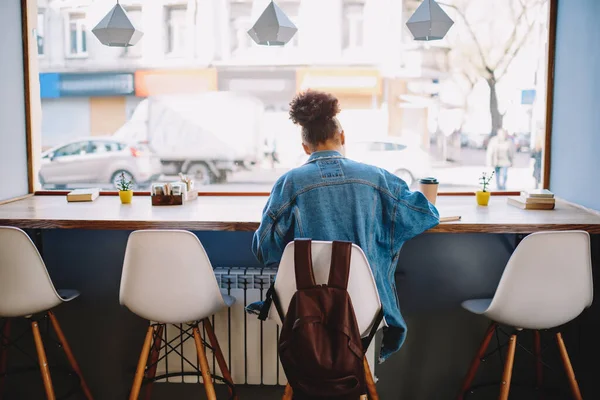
[
  {"xmin": 327, "ymin": 241, "xmax": 352, "ymax": 290},
  {"xmin": 294, "ymin": 239, "xmax": 317, "ymax": 290},
  {"xmin": 362, "ymin": 308, "xmax": 384, "ymax": 355}
]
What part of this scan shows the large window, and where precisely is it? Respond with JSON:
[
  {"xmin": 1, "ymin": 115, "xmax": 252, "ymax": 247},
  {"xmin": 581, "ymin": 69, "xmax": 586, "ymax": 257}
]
[
  {"xmin": 36, "ymin": 0, "xmax": 551, "ymax": 193},
  {"xmin": 65, "ymin": 12, "xmax": 87, "ymax": 57}
]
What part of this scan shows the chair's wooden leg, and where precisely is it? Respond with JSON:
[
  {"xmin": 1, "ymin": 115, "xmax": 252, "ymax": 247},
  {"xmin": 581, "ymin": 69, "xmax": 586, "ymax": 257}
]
[
  {"xmin": 556, "ymin": 332, "xmax": 582, "ymax": 400},
  {"xmin": 498, "ymin": 334, "xmax": 517, "ymax": 400},
  {"xmin": 31, "ymin": 320, "xmax": 56, "ymax": 400},
  {"xmin": 203, "ymin": 318, "xmax": 237, "ymax": 399},
  {"xmin": 0, "ymin": 319, "xmax": 11, "ymax": 400},
  {"xmin": 363, "ymin": 357, "xmax": 379, "ymax": 400},
  {"xmin": 129, "ymin": 326, "xmax": 155, "ymax": 400},
  {"xmin": 457, "ymin": 322, "xmax": 497, "ymax": 399},
  {"xmin": 193, "ymin": 326, "xmax": 217, "ymax": 400},
  {"xmin": 282, "ymin": 383, "xmax": 293, "ymax": 400},
  {"xmin": 143, "ymin": 325, "xmax": 164, "ymax": 400},
  {"xmin": 47, "ymin": 311, "xmax": 94, "ymax": 400},
  {"xmin": 533, "ymin": 330, "xmax": 544, "ymax": 398}
]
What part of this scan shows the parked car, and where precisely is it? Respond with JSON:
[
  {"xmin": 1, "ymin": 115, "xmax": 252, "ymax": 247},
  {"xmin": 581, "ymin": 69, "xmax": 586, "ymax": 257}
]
[
  {"xmin": 39, "ymin": 138, "xmax": 162, "ymax": 189},
  {"xmin": 297, "ymin": 138, "xmax": 432, "ymax": 187}
]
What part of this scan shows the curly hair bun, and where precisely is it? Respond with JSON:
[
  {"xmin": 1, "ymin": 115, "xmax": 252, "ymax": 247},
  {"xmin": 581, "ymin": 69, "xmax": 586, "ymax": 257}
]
[{"xmin": 289, "ymin": 90, "xmax": 340, "ymax": 127}]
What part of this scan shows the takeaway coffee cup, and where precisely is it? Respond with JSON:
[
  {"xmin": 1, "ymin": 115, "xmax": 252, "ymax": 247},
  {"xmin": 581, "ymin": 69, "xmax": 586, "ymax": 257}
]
[{"xmin": 419, "ymin": 177, "xmax": 439, "ymax": 205}]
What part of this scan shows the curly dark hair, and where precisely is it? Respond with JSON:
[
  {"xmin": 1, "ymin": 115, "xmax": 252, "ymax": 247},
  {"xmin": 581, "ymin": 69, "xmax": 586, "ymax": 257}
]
[{"xmin": 289, "ymin": 90, "xmax": 342, "ymax": 148}]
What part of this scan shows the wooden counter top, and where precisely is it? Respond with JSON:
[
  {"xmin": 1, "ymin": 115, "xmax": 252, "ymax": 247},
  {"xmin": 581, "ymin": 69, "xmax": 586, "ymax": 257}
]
[{"xmin": 0, "ymin": 194, "xmax": 599, "ymax": 233}]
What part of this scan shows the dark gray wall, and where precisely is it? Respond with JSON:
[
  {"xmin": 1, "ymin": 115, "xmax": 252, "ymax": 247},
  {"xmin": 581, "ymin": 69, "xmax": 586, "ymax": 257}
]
[
  {"xmin": 0, "ymin": 0, "xmax": 29, "ymax": 202},
  {"xmin": 550, "ymin": 0, "xmax": 600, "ymax": 210}
]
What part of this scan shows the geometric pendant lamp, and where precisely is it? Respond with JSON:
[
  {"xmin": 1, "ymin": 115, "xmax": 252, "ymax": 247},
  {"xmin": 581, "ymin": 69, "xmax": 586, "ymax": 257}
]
[
  {"xmin": 406, "ymin": 0, "xmax": 454, "ymax": 41},
  {"xmin": 92, "ymin": 2, "xmax": 144, "ymax": 47},
  {"xmin": 247, "ymin": 0, "xmax": 297, "ymax": 46}
]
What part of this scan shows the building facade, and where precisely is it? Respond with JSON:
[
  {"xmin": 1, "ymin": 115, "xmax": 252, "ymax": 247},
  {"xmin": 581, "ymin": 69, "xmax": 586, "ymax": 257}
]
[{"xmin": 36, "ymin": 0, "xmax": 447, "ymax": 148}]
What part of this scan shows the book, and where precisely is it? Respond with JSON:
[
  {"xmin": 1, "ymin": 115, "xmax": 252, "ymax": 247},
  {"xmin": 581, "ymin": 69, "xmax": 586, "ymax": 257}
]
[
  {"xmin": 508, "ymin": 196, "xmax": 555, "ymax": 210},
  {"xmin": 67, "ymin": 188, "xmax": 100, "ymax": 202},
  {"xmin": 521, "ymin": 189, "xmax": 554, "ymax": 199},
  {"xmin": 518, "ymin": 196, "xmax": 556, "ymax": 204}
]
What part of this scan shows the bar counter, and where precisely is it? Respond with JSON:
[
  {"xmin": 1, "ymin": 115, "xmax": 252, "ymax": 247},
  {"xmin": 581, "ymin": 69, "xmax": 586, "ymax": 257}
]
[{"xmin": 1, "ymin": 194, "xmax": 600, "ymax": 233}]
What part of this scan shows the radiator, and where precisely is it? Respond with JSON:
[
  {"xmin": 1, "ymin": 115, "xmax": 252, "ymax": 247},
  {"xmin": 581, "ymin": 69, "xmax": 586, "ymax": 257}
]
[{"xmin": 155, "ymin": 267, "xmax": 376, "ymax": 386}]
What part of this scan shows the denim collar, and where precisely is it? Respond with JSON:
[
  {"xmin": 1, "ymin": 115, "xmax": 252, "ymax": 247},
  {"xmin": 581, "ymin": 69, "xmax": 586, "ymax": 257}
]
[{"xmin": 307, "ymin": 150, "xmax": 344, "ymax": 163}]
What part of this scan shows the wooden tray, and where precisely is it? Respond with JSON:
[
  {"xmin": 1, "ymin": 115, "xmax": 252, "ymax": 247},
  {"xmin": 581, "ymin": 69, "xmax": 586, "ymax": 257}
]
[{"xmin": 151, "ymin": 194, "xmax": 183, "ymax": 206}]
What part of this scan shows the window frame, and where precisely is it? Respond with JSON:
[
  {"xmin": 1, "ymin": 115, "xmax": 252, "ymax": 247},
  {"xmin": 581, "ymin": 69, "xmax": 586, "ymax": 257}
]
[
  {"xmin": 15, "ymin": 0, "xmax": 559, "ymax": 198},
  {"xmin": 342, "ymin": 1, "xmax": 365, "ymax": 51},
  {"xmin": 64, "ymin": 11, "xmax": 88, "ymax": 59},
  {"xmin": 165, "ymin": 5, "xmax": 188, "ymax": 57}
]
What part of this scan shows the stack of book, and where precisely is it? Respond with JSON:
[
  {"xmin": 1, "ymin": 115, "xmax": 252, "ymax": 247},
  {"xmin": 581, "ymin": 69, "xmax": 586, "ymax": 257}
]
[
  {"xmin": 67, "ymin": 188, "xmax": 100, "ymax": 202},
  {"xmin": 507, "ymin": 189, "xmax": 555, "ymax": 210}
]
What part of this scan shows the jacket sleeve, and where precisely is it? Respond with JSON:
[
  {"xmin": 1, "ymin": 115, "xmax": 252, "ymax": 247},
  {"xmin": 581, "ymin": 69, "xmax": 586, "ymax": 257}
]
[
  {"xmin": 390, "ymin": 178, "xmax": 440, "ymax": 251},
  {"xmin": 252, "ymin": 179, "xmax": 291, "ymax": 267}
]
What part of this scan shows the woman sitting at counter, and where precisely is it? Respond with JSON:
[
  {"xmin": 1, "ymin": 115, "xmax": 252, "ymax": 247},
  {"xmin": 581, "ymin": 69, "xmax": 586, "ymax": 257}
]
[{"xmin": 246, "ymin": 90, "xmax": 439, "ymax": 362}]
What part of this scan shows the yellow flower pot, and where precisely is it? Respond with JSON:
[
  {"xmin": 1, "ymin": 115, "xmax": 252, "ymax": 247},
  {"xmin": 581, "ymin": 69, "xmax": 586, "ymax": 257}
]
[
  {"xmin": 119, "ymin": 190, "xmax": 133, "ymax": 204},
  {"xmin": 476, "ymin": 191, "xmax": 491, "ymax": 206}
]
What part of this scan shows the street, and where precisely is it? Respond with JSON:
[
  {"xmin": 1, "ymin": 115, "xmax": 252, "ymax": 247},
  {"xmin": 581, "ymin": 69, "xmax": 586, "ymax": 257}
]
[{"xmin": 196, "ymin": 147, "xmax": 537, "ymax": 193}]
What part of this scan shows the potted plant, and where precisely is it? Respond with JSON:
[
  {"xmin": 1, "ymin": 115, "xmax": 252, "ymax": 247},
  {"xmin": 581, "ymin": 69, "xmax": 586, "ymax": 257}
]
[
  {"xmin": 117, "ymin": 172, "xmax": 134, "ymax": 204},
  {"xmin": 476, "ymin": 171, "xmax": 494, "ymax": 206}
]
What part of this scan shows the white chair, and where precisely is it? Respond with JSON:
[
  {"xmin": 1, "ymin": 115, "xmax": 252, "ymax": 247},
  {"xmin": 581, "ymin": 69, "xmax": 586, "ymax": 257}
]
[
  {"xmin": 458, "ymin": 231, "xmax": 592, "ymax": 400},
  {"xmin": 0, "ymin": 226, "xmax": 93, "ymax": 400},
  {"xmin": 270, "ymin": 241, "xmax": 385, "ymax": 400},
  {"xmin": 120, "ymin": 230, "xmax": 237, "ymax": 400}
]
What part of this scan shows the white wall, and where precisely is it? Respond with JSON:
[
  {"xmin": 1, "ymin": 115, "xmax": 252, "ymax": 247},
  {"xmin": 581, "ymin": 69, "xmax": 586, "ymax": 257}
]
[{"xmin": 0, "ymin": 0, "xmax": 29, "ymax": 201}]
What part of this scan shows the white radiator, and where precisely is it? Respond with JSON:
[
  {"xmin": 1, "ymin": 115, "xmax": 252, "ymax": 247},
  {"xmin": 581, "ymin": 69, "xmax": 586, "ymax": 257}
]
[{"xmin": 155, "ymin": 267, "xmax": 376, "ymax": 386}]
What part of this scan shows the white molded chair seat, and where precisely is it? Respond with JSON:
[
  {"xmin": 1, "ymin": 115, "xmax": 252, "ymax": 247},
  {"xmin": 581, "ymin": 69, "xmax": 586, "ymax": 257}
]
[
  {"xmin": 461, "ymin": 231, "xmax": 593, "ymax": 330},
  {"xmin": 269, "ymin": 240, "xmax": 385, "ymax": 336},
  {"xmin": 458, "ymin": 231, "xmax": 592, "ymax": 400},
  {"xmin": 0, "ymin": 226, "xmax": 93, "ymax": 400},
  {"xmin": 121, "ymin": 230, "xmax": 237, "ymax": 400},
  {"xmin": 120, "ymin": 230, "xmax": 234, "ymax": 324},
  {"xmin": 0, "ymin": 227, "xmax": 79, "ymax": 318}
]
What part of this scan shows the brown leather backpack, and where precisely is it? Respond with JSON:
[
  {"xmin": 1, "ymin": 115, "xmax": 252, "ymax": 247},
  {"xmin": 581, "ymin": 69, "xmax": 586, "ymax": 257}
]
[{"xmin": 269, "ymin": 240, "xmax": 381, "ymax": 400}]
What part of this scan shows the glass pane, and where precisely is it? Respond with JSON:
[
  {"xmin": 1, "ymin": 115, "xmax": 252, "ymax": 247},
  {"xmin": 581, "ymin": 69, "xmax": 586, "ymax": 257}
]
[
  {"xmin": 54, "ymin": 142, "xmax": 88, "ymax": 157},
  {"xmin": 35, "ymin": 0, "xmax": 550, "ymax": 192},
  {"xmin": 81, "ymin": 28, "xmax": 87, "ymax": 53},
  {"xmin": 69, "ymin": 22, "xmax": 77, "ymax": 54}
]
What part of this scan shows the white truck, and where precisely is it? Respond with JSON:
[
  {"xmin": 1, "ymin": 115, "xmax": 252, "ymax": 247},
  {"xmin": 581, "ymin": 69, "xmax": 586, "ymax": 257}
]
[{"xmin": 114, "ymin": 92, "xmax": 265, "ymax": 184}]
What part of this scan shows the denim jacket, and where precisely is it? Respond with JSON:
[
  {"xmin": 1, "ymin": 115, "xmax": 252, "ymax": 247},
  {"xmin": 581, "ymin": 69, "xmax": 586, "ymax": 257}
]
[{"xmin": 246, "ymin": 150, "xmax": 439, "ymax": 361}]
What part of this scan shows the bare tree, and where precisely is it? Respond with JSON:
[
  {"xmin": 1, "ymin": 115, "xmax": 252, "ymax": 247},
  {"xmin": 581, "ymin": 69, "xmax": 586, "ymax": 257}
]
[{"xmin": 440, "ymin": 0, "xmax": 548, "ymax": 135}]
